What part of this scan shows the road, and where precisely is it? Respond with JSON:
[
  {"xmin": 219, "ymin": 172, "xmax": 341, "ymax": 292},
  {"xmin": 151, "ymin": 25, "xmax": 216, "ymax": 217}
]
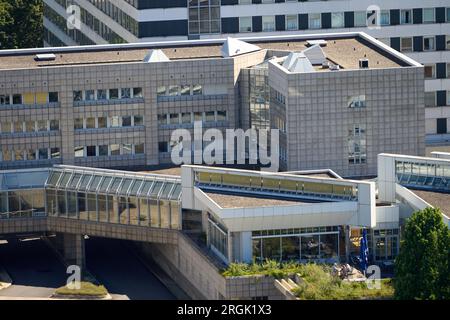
[
  {"xmin": 86, "ymin": 238, "xmax": 175, "ymax": 300},
  {"xmin": 0, "ymin": 238, "xmax": 67, "ymax": 298},
  {"xmin": 0, "ymin": 237, "xmax": 176, "ymax": 300}
]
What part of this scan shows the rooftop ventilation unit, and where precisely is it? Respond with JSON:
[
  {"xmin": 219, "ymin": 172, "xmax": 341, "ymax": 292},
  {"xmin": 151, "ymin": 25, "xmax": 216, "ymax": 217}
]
[
  {"xmin": 306, "ymin": 40, "xmax": 327, "ymax": 47},
  {"xmin": 329, "ymin": 63, "xmax": 340, "ymax": 71},
  {"xmin": 34, "ymin": 53, "xmax": 56, "ymax": 61},
  {"xmin": 221, "ymin": 37, "xmax": 261, "ymax": 58},
  {"xmin": 302, "ymin": 44, "xmax": 327, "ymax": 65},
  {"xmin": 359, "ymin": 58, "xmax": 369, "ymax": 69},
  {"xmin": 143, "ymin": 49, "xmax": 170, "ymax": 63}
]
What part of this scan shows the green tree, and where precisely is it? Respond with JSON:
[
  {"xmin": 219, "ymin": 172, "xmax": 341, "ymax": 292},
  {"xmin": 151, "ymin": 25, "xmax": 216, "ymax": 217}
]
[
  {"xmin": 394, "ymin": 207, "xmax": 450, "ymax": 300},
  {"xmin": 0, "ymin": 0, "xmax": 43, "ymax": 49}
]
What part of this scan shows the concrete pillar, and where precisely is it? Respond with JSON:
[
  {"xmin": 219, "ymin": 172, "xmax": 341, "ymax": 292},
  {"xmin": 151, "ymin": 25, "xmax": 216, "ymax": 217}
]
[
  {"xmin": 62, "ymin": 233, "xmax": 85, "ymax": 270},
  {"xmin": 345, "ymin": 226, "xmax": 350, "ymax": 263},
  {"xmin": 240, "ymin": 231, "xmax": 253, "ymax": 263}
]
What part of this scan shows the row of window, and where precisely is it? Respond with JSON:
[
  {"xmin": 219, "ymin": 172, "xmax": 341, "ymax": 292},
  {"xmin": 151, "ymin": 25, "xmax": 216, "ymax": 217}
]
[
  {"xmin": 424, "ymin": 63, "xmax": 450, "ymax": 79},
  {"xmin": 74, "ymin": 115, "xmax": 143, "ymax": 130},
  {"xmin": 157, "ymin": 85, "xmax": 203, "ymax": 97},
  {"xmin": 237, "ymin": 7, "xmax": 450, "ymax": 33},
  {"xmin": 0, "ymin": 148, "xmax": 61, "ymax": 162},
  {"xmin": 74, "ymin": 144, "xmax": 144, "ymax": 158},
  {"xmin": 425, "ymin": 91, "xmax": 450, "ymax": 107},
  {"xmin": 158, "ymin": 110, "xmax": 227, "ymax": 125},
  {"xmin": 396, "ymin": 35, "xmax": 450, "ymax": 52},
  {"xmin": 273, "ymin": 90, "xmax": 286, "ymax": 105},
  {"xmin": 0, "ymin": 92, "xmax": 58, "ymax": 106},
  {"xmin": 73, "ymin": 88, "xmax": 143, "ymax": 102},
  {"xmin": 0, "ymin": 120, "xmax": 59, "ymax": 134},
  {"xmin": 87, "ymin": 0, "xmax": 139, "ymax": 36},
  {"xmin": 188, "ymin": 0, "xmax": 221, "ymax": 35}
]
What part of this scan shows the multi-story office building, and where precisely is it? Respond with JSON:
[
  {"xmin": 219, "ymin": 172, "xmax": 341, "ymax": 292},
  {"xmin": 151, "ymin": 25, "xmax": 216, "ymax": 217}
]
[
  {"xmin": 0, "ymin": 33, "xmax": 424, "ymax": 177},
  {"xmin": 42, "ymin": 0, "xmax": 450, "ymax": 155}
]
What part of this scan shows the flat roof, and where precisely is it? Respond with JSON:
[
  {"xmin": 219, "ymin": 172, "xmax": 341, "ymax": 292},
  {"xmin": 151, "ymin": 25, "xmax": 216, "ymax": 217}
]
[
  {"xmin": 0, "ymin": 33, "xmax": 408, "ymax": 70},
  {"xmin": 204, "ymin": 191, "xmax": 322, "ymax": 209},
  {"xmin": 409, "ymin": 189, "xmax": 450, "ymax": 218}
]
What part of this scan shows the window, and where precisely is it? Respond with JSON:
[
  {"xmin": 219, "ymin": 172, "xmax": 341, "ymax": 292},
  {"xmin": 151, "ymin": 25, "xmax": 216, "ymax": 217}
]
[
  {"xmin": 98, "ymin": 117, "xmax": 107, "ymax": 128},
  {"xmin": 14, "ymin": 122, "xmax": 22, "ymax": 133},
  {"xmin": 50, "ymin": 148, "xmax": 60, "ymax": 159},
  {"xmin": 170, "ymin": 113, "xmax": 180, "ymax": 125},
  {"xmin": 14, "ymin": 150, "xmax": 24, "ymax": 161},
  {"xmin": 424, "ymin": 36, "xmax": 435, "ymax": 51},
  {"xmin": 74, "ymin": 147, "xmax": 84, "ymax": 158},
  {"xmin": 37, "ymin": 120, "xmax": 47, "ymax": 132},
  {"xmin": 110, "ymin": 116, "xmax": 120, "ymax": 127},
  {"xmin": 109, "ymin": 89, "xmax": 119, "ymax": 100},
  {"xmin": 86, "ymin": 117, "xmax": 95, "ymax": 129},
  {"xmin": 309, "ymin": 13, "xmax": 321, "ymax": 29},
  {"xmin": 50, "ymin": 120, "xmax": 59, "ymax": 131},
  {"xmin": 400, "ymin": 9, "xmax": 412, "ymax": 24},
  {"xmin": 262, "ymin": 16, "xmax": 275, "ymax": 32},
  {"xmin": 169, "ymin": 86, "xmax": 180, "ymax": 96},
  {"xmin": 423, "ymin": 8, "xmax": 435, "ymax": 23},
  {"xmin": 437, "ymin": 118, "xmax": 447, "ymax": 134},
  {"xmin": 217, "ymin": 111, "xmax": 227, "ymax": 121},
  {"xmin": 188, "ymin": 0, "xmax": 220, "ymax": 35},
  {"xmin": 348, "ymin": 125, "xmax": 366, "ymax": 164},
  {"xmin": 194, "ymin": 112, "xmax": 203, "ymax": 122},
  {"xmin": 1, "ymin": 122, "xmax": 11, "ymax": 133},
  {"xmin": 98, "ymin": 145, "xmax": 108, "ymax": 156},
  {"xmin": 193, "ymin": 85, "xmax": 202, "ymax": 95},
  {"xmin": 25, "ymin": 121, "xmax": 35, "ymax": 132},
  {"xmin": 286, "ymin": 15, "xmax": 298, "ymax": 31},
  {"xmin": 122, "ymin": 116, "xmax": 132, "ymax": 127},
  {"xmin": 448, "ymin": 64, "xmax": 450, "ymax": 78},
  {"xmin": 239, "ymin": 0, "xmax": 251, "ymax": 3},
  {"xmin": 447, "ymin": 7, "xmax": 450, "ymax": 22},
  {"xmin": 110, "ymin": 144, "xmax": 120, "ymax": 156},
  {"xmin": 135, "ymin": 143, "xmax": 144, "ymax": 154},
  {"xmin": 134, "ymin": 115, "xmax": 143, "ymax": 126},
  {"xmin": 86, "ymin": 146, "xmax": 96, "ymax": 157},
  {"xmin": 446, "ymin": 35, "xmax": 450, "ymax": 50},
  {"xmin": 354, "ymin": 11, "xmax": 366, "ymax": 27},
  {"xmin": 121, "ymin": 88, "xmax": 131, "ymax": 99},
  {"xmin": 74, "ymin": 118, "xmax": 84, "ymax": 130},
  {"xmin": 448, "ymin": 90, "xmax": 450, "ymax": 105},
  {"xmin": 48, "ymin": 92, "xmax": 58, "ymax": 103},
  {"xmin": 157, "ymin": 86, "xmax": 166, "ymax": 96},
  {"xmin": 205, "ymin": 111, "xmax": 215, "ymax": 122},
  {"xmin": 425, "ymin": 92, "xmax": 436, "ymax": 107},
  {"xmin": 181, "ymin": 85, "xmax": 190, "ymax": 96},
  {"xmin": 380, "ymin": 10, "xmax": 390, "ymax": 26},
  {"xmin": 12, "ymin": 94, "xmax": 22, "ymax": 105},
  {"xmin": 424, "ymin": 65, "xmax": 436, "ymax": 79},
  {"xmin": 133, "ymin": 87, "xmax": 143, "ymax": 98},
  {"xmin": 97, "ymin": 89, "xmax": 107, "ymax": 100},
  {"xmin": 239, "ymin": 17, "xmax": 252, "ymax": 32},
  {"xmin": 27, "ymin": 149, "xmax": 36, "ymax": 160},
  {"xmin": 73, "ymin": 91, "xmax": 83, "ymax": 102},
  {"xmin": 158, "ymin": 142, "xmax": 169, "ymax": 153},
  {"xmin": 158, "ymin": 114, "xmax": 167, "ymax": 125},
  {"xmin": 38, "ymin": 148, "xmax": 48, "ymax": 160},
  {"xmin": 0, "ymin": 95, "xmax": 10, "ymax": 105},
  {"xmin": 85, "ymin": 90, "xmax": 95, "ymax": 101},
  {"xmin": 182, "ymin": 112, "xmax": 191, "ymax": 124},
  {"xmin": 331, "ymin": 12, "xmax": 344, "ymax": 28},
  {"xmin": 401, "ymin": 37, "xmax": 413, "ymax": 52},
  {"xmin": 348, "ymin": 95, "xmax": 366, "ymax": 108}
]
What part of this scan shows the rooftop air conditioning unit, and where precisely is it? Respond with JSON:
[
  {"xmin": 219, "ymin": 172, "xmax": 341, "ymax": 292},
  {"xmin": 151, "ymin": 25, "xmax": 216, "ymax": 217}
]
[
  {"xmin": 322, "ymin": 61, "xmax": 330, "ymax": 69},
  {"xmin": 329, "ymin": 64, "xmax": 340, "ymax": 71},
  {"xmin": 35, "ymin": 53, "xmax": 56, "ymax": 61},
  {"xmin": 359, "ymin": 58, "xmax": 369, "ymax": 69}
]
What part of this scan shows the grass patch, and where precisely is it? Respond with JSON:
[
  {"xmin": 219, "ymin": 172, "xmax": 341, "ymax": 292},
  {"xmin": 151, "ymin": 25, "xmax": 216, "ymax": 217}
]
[
  {"xmin": 55, "ymin": 282, "xmax": 108, "ymax": 298},
  {"xmin": 222, "ymin": 261, "xmax": 394, "ymax": 300}
]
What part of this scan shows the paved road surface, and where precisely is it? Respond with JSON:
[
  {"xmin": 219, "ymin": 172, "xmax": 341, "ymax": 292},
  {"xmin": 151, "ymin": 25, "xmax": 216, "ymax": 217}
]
[
  {"xmin": 0, "ymin": 238, "xmax": 67, "ymax": 298},
  {"xmin": 86, "ymin": 237, "xmax": 175, "ymax": 300}
]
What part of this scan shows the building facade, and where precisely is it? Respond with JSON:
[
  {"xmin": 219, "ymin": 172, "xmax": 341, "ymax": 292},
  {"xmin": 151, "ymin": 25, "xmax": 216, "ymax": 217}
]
[
  {"xmin": 0, "ymin": 33, "xmax": 424, "ymax": 177},
  {"xmin": 42, "ymin": 0, "xmax": 450, "ymax": 154}
]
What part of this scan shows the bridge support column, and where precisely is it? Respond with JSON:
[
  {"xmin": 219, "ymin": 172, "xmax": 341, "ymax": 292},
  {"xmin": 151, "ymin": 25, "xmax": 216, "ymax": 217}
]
[{"xmin": 62, "ymin": 233, "xmax": 86, "ymax": 270}]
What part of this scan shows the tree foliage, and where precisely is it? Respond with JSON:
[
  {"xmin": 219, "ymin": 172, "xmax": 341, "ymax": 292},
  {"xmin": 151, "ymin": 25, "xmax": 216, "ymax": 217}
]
[
  {"xmin": 394, "ymin": 207, "xmax": 450, "ymax": 300},
  {"xmin": 0, "ymin": 0, "xmax": 43, "ymax": 49}
]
